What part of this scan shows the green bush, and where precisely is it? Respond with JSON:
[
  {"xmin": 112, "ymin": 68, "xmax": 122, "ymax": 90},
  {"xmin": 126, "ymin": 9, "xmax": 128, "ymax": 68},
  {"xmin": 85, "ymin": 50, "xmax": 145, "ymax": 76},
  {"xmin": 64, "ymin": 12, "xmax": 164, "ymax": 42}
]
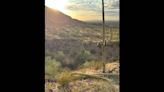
[
  {"xmin": 75, "ymin": 50, "xmax": 92, "ymax": 66},
  {"xmin": 55, "ymin": 51, "xmax": 65, "ymax": 62},
  {"xmin": 56, "ymin": 71, "xmax": 74, "ymax": 86},
  {"xmin": 45, "ymin": 56, "xmax": 61, "ymax": 78},
  {"xmin": 45, "ymin": 50, "xmax": 53, "ymax": 57},
  {"xmin": 81, "ymin": 60, "xmax": 103, "ymax": 70}
]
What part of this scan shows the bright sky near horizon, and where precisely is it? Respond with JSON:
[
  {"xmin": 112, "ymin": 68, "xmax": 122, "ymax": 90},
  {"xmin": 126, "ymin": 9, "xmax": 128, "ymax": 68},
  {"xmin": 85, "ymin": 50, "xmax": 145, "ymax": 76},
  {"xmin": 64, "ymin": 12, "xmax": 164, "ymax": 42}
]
[{"xmin": 45, "ymin": 0, "xmax": 119, "ymax": 21}]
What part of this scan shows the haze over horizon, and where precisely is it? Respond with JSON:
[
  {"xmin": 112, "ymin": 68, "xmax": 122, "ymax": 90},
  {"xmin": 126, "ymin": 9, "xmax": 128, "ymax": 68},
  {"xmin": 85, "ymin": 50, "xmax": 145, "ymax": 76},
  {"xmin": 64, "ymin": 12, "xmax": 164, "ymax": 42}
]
[{"xmin": 45, "ymin": 0, "xmax": 119, "ymax": 21}]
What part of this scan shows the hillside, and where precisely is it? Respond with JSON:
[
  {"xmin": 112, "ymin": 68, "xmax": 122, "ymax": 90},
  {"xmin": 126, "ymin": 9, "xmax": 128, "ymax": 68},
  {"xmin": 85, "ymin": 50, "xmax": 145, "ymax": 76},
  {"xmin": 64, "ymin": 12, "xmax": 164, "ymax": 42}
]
[
  {"xmin": 45, "ymin": 7, "xmax": 87, "ymax": 30},
  {"xmin": 45, "ymin": 6, "xmax": 119, "ymax": 69},
  {"xmin": 45, "ymin": 6, "xmax": 119, "ymax": 41},
  {"xmin": 45, "ymin": 6, "xmax": 119, "ymax": 92}
]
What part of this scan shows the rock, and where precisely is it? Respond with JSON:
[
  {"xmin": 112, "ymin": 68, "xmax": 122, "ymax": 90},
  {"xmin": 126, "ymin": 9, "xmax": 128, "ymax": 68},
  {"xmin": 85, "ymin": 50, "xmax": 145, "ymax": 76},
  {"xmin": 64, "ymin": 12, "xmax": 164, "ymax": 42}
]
[{"xmin": 105, "ymin": 62, "xmax": 119, "ymax": 73}]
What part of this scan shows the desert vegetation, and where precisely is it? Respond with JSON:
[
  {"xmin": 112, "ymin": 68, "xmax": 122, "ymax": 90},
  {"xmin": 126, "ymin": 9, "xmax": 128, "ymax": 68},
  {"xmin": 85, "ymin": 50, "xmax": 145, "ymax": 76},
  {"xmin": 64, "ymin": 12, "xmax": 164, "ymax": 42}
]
[{"xmin": 45, "ymin": 6, "xmax": 119, "ymax": 92}]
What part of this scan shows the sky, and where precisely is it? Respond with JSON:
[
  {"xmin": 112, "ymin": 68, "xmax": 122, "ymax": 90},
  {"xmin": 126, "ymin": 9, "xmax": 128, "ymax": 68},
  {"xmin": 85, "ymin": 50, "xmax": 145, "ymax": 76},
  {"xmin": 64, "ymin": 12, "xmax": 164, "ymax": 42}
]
[{"xmin": 45, "ymin": 0, "xmax": 119, "ymax": 21}]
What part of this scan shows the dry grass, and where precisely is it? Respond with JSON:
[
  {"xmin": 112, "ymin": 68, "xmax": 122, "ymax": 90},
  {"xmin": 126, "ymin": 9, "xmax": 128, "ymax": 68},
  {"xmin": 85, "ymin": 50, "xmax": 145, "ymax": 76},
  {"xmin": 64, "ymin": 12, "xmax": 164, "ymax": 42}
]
[{"xmin": 45, "ymin": 62, "xmax": 119, "ymax": 92}]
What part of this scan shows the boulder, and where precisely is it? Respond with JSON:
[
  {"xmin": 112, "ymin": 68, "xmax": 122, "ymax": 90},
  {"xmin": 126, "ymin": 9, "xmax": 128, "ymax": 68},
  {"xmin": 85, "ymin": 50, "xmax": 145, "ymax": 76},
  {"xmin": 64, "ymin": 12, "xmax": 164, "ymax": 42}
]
[{"xmin": 105, "ymin": 62, "xmax": 119, "ymax": 73}]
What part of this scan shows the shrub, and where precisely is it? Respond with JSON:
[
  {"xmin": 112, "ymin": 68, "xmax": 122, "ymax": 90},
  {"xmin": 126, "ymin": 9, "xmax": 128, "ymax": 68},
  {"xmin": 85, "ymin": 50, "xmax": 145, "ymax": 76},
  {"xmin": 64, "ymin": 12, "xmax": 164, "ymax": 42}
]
[
  {"xmin": 75, "ymin": 50, "xmax": 92, "ymax": 66},
  {"xmin": 45, "ymin": 57, "xmax": 61, "ymax": 78},
  {"xmin": 81, "ymin": 61, "xmax": 103, "ymax": 70},
  {"xmin": 55, "ymin": 51, "xmax": 65, "ymax": 62},
  {"xmin": 56, "ymin": 71, "xmax": 74, "ymax": 86}
]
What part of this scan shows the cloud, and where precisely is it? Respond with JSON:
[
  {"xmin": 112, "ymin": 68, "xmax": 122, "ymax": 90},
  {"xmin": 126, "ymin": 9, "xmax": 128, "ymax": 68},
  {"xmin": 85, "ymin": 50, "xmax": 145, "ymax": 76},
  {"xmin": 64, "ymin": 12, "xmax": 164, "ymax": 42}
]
[
  {"xmin": 67, "ymin": 0, "xmax": 119, "ymax": 15},
  {"xmin": 65, "ymin": 0, "xmax": 119, "ymax": 21}
]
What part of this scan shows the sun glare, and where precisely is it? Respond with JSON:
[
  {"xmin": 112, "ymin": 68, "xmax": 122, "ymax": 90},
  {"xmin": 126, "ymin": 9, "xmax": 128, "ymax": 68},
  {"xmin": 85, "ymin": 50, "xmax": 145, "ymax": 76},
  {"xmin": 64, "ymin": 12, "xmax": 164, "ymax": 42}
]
[{"xmin": 45, "ymin": 0, "xmax": 68, "ymax": 14}]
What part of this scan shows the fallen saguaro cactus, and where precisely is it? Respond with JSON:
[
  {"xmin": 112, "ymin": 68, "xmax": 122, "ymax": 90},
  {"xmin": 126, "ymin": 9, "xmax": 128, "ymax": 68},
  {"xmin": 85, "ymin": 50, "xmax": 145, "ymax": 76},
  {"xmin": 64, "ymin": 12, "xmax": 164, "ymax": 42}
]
[
  {"xmin": 71, "ymin": 72, "xmax": 117, "ymax": 92},
  {"xmin": 71, "ymin": 73, "xmax": 112, "ymax": 85}
]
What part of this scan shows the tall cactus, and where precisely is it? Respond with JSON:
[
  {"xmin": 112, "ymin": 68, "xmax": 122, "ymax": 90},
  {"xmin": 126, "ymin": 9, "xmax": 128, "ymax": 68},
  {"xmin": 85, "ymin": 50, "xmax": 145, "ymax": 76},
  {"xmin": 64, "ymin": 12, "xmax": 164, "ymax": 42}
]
[{"xmin": 102, "ymin": 0, "xmax": 106, "ymax": 73}]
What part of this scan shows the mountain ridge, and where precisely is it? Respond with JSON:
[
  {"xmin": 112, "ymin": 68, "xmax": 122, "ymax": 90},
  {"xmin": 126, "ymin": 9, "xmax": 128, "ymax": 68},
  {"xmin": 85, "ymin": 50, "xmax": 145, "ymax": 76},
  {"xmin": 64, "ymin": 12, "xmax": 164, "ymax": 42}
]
[{"xmin": 45, "ymin": 6, "xmax": 86, "ymax": 28}]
